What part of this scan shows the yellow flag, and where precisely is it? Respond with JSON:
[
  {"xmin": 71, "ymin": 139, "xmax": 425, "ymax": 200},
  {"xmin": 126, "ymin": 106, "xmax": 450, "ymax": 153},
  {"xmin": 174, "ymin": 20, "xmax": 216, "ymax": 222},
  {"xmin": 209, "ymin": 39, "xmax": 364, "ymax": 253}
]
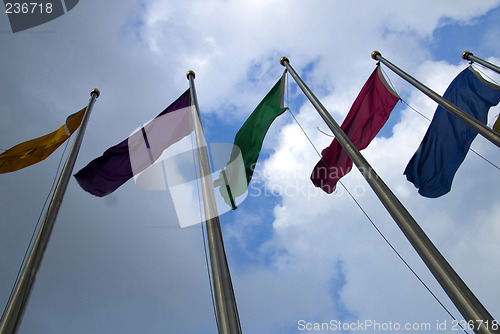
[
  {"xmin": 494, "ymin": 114, "xmax": 500, "ymax": 134},
  {"xmin": 0, "ymin": 108, "xmax": 86, "ymax": 173}
]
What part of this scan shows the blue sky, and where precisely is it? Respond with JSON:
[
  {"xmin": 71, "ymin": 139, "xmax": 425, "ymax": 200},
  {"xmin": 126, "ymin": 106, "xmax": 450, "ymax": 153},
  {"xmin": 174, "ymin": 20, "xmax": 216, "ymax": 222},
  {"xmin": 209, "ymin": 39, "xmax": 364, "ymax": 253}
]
[{"xmin": 1, "ymin": 1, "xmax": 500, "ymax": 333}]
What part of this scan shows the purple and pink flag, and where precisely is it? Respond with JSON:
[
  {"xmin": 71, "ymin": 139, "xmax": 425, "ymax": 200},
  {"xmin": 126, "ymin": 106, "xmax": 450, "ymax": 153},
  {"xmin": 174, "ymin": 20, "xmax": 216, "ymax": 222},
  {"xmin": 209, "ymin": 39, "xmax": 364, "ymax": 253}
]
[
  {"xmin": 74, "ymin": 90, "xmax": 193, "ymax": 197},
  {"xmin": 311, "ymin": 65, "xmax": 399, "ymax": 193}
]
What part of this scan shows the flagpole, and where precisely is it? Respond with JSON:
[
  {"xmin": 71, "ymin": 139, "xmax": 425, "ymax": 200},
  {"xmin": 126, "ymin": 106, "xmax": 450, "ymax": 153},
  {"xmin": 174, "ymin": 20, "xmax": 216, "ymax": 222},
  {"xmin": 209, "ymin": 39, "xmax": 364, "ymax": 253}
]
[
  {"xmin": 186, "ymin": 71, "xmax": 242, "ymax": 334},
  {"xmin": 280, "ymin": 57, "xmax": 498, "ymax": 334},
  {"xmin": 0, "ymin": 89, "xmax": 100, "ymax": 334},
  {"xmin": 462, "ymin": 51, "xmax": 500, "ymax": 74},
  {"xmin": 371, "ymin": 51, "xmax": 500, "ymax": 148}
]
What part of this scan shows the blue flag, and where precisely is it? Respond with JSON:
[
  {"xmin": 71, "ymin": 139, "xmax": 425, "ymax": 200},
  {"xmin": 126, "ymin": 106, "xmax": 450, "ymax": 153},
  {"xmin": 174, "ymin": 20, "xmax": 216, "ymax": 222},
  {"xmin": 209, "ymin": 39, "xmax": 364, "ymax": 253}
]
[{"xmin": 404, "ymin": 66, "xmax": 500, "ymax": 198}]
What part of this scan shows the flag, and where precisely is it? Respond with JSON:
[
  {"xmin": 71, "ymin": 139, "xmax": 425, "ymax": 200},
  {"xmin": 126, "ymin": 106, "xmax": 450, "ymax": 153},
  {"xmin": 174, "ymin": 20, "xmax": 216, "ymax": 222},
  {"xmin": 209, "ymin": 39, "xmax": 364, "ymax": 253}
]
[
  {"xmin": 311, "ymin": 65, "xmax": 399, "ymax": 194},
  {"xmin": 0, "ymin": 108, "xmax": 86, "ymax": 174},
  {"xmin": 74, "ymin": 90, "xmax": 193, "ymax": 197},
  {"xmin": 404, "ymin": 66, "xmax": 500, "ymax": 198},
  {"xmin": 215, "ymin": 70, "xmax": 287, "ymax": 207},
  {"xmin": 493, "ymin": 114, "xmax": 500, "ymax": 134}
]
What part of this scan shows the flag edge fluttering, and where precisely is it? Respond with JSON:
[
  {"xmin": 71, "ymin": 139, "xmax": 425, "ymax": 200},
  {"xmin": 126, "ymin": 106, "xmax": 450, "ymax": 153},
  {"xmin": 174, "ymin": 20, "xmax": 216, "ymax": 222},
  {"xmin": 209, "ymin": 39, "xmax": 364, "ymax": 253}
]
[
  {"xmin": 404, "ymin": 65, "xmax": 500, "ymax": 198},
  {"xmin": 0, "ymin": 107, "xmax": 87, "ymax": 174}
]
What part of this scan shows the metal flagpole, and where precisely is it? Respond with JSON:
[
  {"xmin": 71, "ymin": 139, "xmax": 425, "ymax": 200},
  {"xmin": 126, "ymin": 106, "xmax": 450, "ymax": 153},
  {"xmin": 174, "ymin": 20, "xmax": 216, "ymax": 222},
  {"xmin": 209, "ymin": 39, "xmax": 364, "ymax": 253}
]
[
  {"xmin": 0, "ymin": 89, "xmax": 100, "ymax": 334},
  {"xmin": 280, "ymin": 57, "xmax": 499, "ymax": 334},
  {"xmin": 186, "ymin": 71, "xmax": 242, "ymax": 334},
  {"xmin": 462, "ymin": 51, "xmax": 500, "ymax": 75},
  {"xmin": 371, "ymin": 51, "xmax": 500, "ymax": 148}
]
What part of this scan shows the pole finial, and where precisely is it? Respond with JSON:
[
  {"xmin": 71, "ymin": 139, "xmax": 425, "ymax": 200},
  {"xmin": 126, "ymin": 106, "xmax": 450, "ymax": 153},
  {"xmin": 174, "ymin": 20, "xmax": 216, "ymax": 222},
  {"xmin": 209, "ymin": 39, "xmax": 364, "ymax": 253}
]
[
  {"xmin": 462, "ymin": 51, "xmax": 473, "ymax": 60},
  {"xmin": 280, "ymin": 57, "xmax": 289, "ymax": 66},
  {"xmin": 186, "ymin": 70, "xmax": 195, "ymax": 79},
  {"xmin": 91, "ymin": 88, "xmax": 100, "ymax": 98},
  {"xmin": 371, "ymin": 51, "xmax": 381, "ymax": 60}
]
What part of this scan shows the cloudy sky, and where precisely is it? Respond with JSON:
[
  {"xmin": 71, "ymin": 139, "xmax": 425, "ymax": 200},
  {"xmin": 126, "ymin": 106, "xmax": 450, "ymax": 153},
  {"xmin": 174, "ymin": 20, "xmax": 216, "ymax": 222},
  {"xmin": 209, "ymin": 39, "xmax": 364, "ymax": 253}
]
[{"xmin": 1, "ymin": 1, "xmax": 500, "ymax": 333}]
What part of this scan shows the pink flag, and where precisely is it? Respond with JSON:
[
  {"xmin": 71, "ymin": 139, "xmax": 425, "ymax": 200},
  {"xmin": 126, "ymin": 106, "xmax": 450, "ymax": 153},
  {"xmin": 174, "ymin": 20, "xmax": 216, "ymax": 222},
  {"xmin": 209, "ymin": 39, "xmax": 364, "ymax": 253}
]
[{"xmin": 311, "ymin": 66, "xmax": 399, "ymax": 193}]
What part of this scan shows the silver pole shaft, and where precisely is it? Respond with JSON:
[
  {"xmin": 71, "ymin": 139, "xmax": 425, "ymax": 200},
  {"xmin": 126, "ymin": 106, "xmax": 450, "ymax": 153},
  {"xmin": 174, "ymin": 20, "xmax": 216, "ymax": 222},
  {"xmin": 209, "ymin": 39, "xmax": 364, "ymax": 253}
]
[
  {"xmin": 462, "ymin": 51, "xmax": 500, "ymax": 75},
  {"xmin": 187, "ymin": 71, "xmax": 242, "ymax": 334},
  {"xmin": 280, "ymin": 57, "xmax": 498, "ymax": 334},
  {"xmin": 0, "ymin": 89, "xmax": 100, "ymax": 334},
  {"xmin": 371, "ymin": 51, "xmax": 500, "ymax": 148}
]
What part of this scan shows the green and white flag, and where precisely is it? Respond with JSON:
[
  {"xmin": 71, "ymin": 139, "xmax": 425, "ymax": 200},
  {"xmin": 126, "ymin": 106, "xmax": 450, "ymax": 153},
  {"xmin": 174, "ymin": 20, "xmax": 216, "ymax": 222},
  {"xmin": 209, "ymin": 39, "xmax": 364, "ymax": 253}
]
[{"xmin": 215, "ymin": 70, "xmax": 287, "ymax": 208}]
